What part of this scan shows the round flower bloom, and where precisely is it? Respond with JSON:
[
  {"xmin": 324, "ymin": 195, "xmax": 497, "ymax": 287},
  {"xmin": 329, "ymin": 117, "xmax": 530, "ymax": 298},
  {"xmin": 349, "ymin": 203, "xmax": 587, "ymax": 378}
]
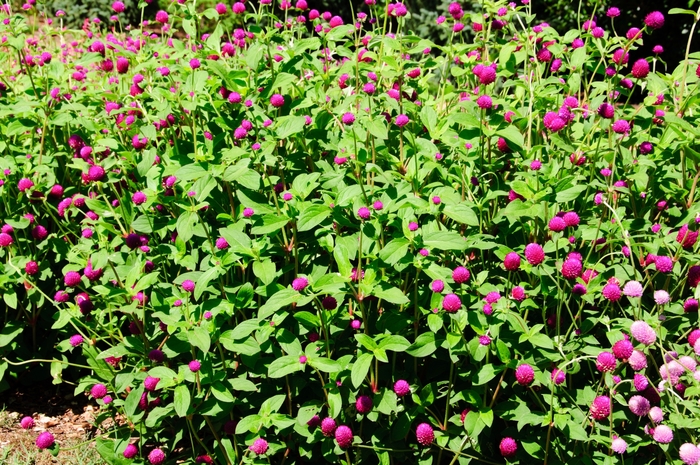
[
  {"xmin": 148, "ymin": 448, "xmax": 166, "ymax": 464},
  {"xmin": 87, "ymin": 165, "xmax": 105, "ymax": 182},
  {"xmin": 36, "ymin": 431, "xmax": 55, "ymax": 449},
  {"xmin": 155, "ymin": 10, "xmax": 168, "ymax": 23},
  {"xmin": 355, "ymin": 395, "xmax": 372, "ymax": 414},
  {"xmin": 644, "ymin": 11, "xmax": 664, "ymax": 29},
  {"xmin": 499, "ymin": 437, "xmax": 518, "ymax": 458},
  {"xmin": 511, "ymin": 286, "xmax": 525, "ymax": 301},
  {"xmin": 321, "ymin": 417, "xmax": 337, "ymax": 437},
  {"xmin": 561, "ymin": 259, "xmax": 582, "ymax": 280},
  {"xmin": 335, "ymin": 425, "xmax": 353, "ymax": 449},
  {"xmin": 216, "ymin": 237, "xmax": 229, "ymax": 250},
  {"xmin": 655, "ymin": 256, "xmax": 673, "ymax": 273},
  {"xmin": 590, "ymin": 395, "xmax": 611, "ymax": 420},
  {"xmin": 270, "ymin": 94, "xmax": 285, "ymax": 107},
  {"xmin": 504, "ymin": 252, "xmax": 521, "ymax": 271},
  {"xmin": 132, "ymin": 191, "xmax": 147, "ymax": 205},
  {"xmin": 679, "ymin": 443, "xmax": 700, "ymax": 465},
  {"xmin": 431, "ymin": 280, "xmax": 444, "ymax": 293},
  {"xmin": 606, "ymin": 6, "xmax": 620, "ymax": 17},
  {"xmin": 549, "ymin": 216, "xmax": 566, "ymax": 232},
  {"xmin": 563, "ymin": 212, "xmax": 580, "ymax": 227},
  {"xmin": 623, "ymin": 281, "xmax": 643, "ymax": 297},
  {"xmin": 611, "ymin": 437, "xmax": 627, "ymax": 454},
  {"xmin": 631, "ymin": 321, "xmax": 656, "ymax": 345},
  {"xmin": 144, "ymin": 376, "xmax": 160, "ymax": 391},
  {"xmin": 112, "ymin": 1, "xmax": 125, "ymax": 12},
  {"xmin": 515, "ymin": 364, "xmax": 535, "ymax": 386},
  {"xmin": 25, "ymin": 261, "xmax": 39, "ymax": 275},
  {"xmin": 634, "ymin": 373, "xmax": 649, "ymax": 391},
  {"xmin": 416, "ymin": 423, "xmax": 434, "ymax": 446},
  {"xmin": 551, "ymin": 368, "xmax": 566, "ymax": 385},
  {"xmin": 91, "ymin": 383, "xmax": 108, "ymax": 399},
  {"xmin": 684, "ymin": 298, "xmax": 699, "ymax": 312},
  {"xmin": 189, "ymin": 360, "xmax": 201, "ymax": 372},
  {"xmin": 612, "ymin": 339, "xmax": 633, "ymax": 360},
  {"xmin": 654, "ymin": 290, "xmax": 670, "ymax": 305},
  {"xmin": 20, "ymin": 416, "xmax": 34, "ymax": 429},
  {"xmin": 476, "ymin": 95, "xmax": 493, "ymax": 109},
  {"xmin": 0, "ymin": 233, "xmax": 13, "ymax": 247},
  {"xmin": 357, "ymin": 207, "xmax": 371, "ymax": 219},
  {"xmin": 341, "ymin": 112, "xmax": 355, "ymax": 125},
  {"xmin": 649, "ymin": 406, "xmax": 664, "ymax": 423},
  {"xmin": 632, "ymin": 59, "xmax": 650, "ymax": 79},
  {"xmin": 292, "ymin": 277, "xmax": 308, "ymax": 291},
  {"xmin": 524, "ymin": 243, "xmax": 545, "ymax": 265},
  {"xmin": 628, "ymin": 395, "xmax": 650, "ymax": 416},
  {"xmin": 64, "ymin": 271, "xmax": 81, "ymax": 287},
  {"xmin": 602, "ymin": 282, "xmax": 622, "ymax": 302},
  {"xmin": 612, "ymin": 120, "xmax": 630, "ymax": 134},
  {"xmin": 250, "ymin": 438, "xmax": 268, "ymax": 455},
  {"xmin": 596, "ymin": 352, "xmax": 617, "ymax": 372},
  {"xmin": 628, "ymin": 350, "xmax": 648, "ymax": 371},
  {"xmin": 18, "ymin": 178, "xmax": 34, "ymax": 192},
  {"xmin": 182, "ymin": 280, "xmax": 195, "ymax": 293},
  {"xmin": 69, "ymin": 334, "xmax": 84, "ymax": 347},
  {"xmin": 442, "ymin": 294, "xmax": 461, "ymax": 312},
  {"xmin": 452, "ymin": 266, "xmax": 470, "ymax": 284},
  {"xmin": 395, "ymin": 114, "xmax": 410, "ymax": 127},
  {"xmin": 394, "ymin": 380, "xmax": 410, "ymax": 396},
  {"xmin": 653, "ymin": 425, "xmax": 673, "ymax": 444}
]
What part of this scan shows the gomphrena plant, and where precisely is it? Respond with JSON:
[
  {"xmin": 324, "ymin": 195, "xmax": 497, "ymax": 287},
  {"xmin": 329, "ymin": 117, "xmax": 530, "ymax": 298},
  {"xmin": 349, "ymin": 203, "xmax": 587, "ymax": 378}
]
[{"xmin": 1, "ymin": 0, "xmax": 700, "ymax": 464}]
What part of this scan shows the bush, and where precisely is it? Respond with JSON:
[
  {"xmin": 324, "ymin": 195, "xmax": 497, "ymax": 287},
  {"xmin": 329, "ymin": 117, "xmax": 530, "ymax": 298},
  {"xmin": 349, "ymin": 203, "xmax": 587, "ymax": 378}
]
[{"xmin": 1, "ymin": 0, "xmax": 700, "ymax": 464}]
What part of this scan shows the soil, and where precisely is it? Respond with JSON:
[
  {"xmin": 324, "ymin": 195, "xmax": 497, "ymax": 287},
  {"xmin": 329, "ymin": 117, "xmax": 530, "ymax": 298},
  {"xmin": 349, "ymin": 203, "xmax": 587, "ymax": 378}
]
[{"xmin": 0, "ymin": 383, "xmax": 103, "ymax": 465}]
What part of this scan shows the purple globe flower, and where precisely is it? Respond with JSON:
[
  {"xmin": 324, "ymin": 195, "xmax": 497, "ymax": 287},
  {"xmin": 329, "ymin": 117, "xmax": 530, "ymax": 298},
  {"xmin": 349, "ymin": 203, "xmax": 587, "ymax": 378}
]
[
  {"xmin": 499, "ymin": 437, "xmax": 517, "ymax": 458},
  {"xmin": 270, "ymin": 94, "xmax": 285, "ymax": 107},
  {"xmin": 416, "ymin": 423, "xmax": 434, "ymax": 446},
  {"xmin": 189, "ymin": 360, "xmax": 201, "ymax": 372},
  {"xmin": 341, "ymin": 112, "xmax": 355, "ymax": 125},
  {"xmin": 395, "ymin": 114, "xmax": 410, "ymax": 127},
  {"xmin": 123, "ymin": 444, "xmax": 138, "ymax": 458},
  {"xmin": 69, "ymin": 334, "xmax": 84, "ymax": 347},
  {"xmin": 36, "ymin": 431, "xmax": 55, "ymax": 449},
  {"xmin": 182, "ymin": 280, "xmax": 195, "ymax": 293},
  {"xmin": 250, "ymin": 438, "xmax": 268, "ymax": 455},
  {"xmin": 20, "ymin": 416, "xmax": 34, "ymax": 429},
  {"xmin": 357, "ymin": 207, "xmax": 371, "ymax": 219},
  {"xmin": 144, "ymin": 376, "xmax": 160, "ymax": 391},
  {"xmin": 132, "ymin": 191, "xmax": 147, "ymax": 205},
  {"xmin": 335, "ymin": 425, "xmax": 353, "ymax": 449},
  {"xmin": 355, "ymin": 395, "xmax": 373, "ymax": 414},
  {"xmin": 91, "ymin": 383, "xmax": 108, "ymax": 399},
  {"xmin": 148, "ymin": 448, "xmax": 166, "ymax": 465},
  {"xmin": 515, "ymin": 364, "xmax": 535, "ymax": 386},
  {"xmin": 292, "ymin": 277, "xmax": 308, "ymax": 291},
  {"xmin": 442, "ymin": 294, "xmax": 461, "ymax": 312},
  {"xmin": 644, "ymin": 11, "xmax": 664, "ymax": 29},
  {"xmin": 393, "ymin": 379, "xmax": 410, "ymax": 396}
]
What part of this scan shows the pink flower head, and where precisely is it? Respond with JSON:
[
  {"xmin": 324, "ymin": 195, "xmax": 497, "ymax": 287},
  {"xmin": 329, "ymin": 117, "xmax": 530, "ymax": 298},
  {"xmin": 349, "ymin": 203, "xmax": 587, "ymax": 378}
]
[
  {"xmin": 602, "ymin": 282, "xmax": 621, "ymax": 301},
  {"xmin": 679, "ymin": 444, "xmax": 700, "ymax": 465},
  {"xmin": 644, "ymin": 11, "xmax": 664, "ymax": 29},
  {"xmin": 393, "ymin": 379, "xmax": 410, "ymax": 396},
  {"xmin": 612, "ymin": 120, "xmax": 630, "ymax": 134},
  {"xmin": 416, "ymin": 423, "xmax": 434, "ymax": 446},
  {"xmin": 452, "ymin": 266, "xmax": 470, "ymax": 284},
  {"xmin": 335, "ymin": 425, "xmax": 353, "ymax": 448},
  {"xmin": 499, "ymin": 437, "xmax": 517, "ymax": 458},
  {"xmin": 270, "ymin": 94, "xmax": 285, "ymax": 107},
  {"xmin": 623, "ymin": 281, "xmax": 643, "ymax": 297},
  {"xmin": 632, "ymin": 59, "xmax": 650, "ymax": 79},
  {"xmin": 357, "ymin": 207, "xmax": 371, "ymax": 220},
  {"xmin": 628, "ymin": 350, "xmax": 647, "ymax": 371},
  {"xmin": 476, "ymin": 95, "xmax": 493, "ymax": 110},
  {"xmin": 182, "ymin": 279, "xmax": 195, "ymax": 293},
  {"xmin": 628, "ymin": 395, "xmax": 650, "ymax": 416},
  {"xmin": 590, "ymin": 395, "xmax": 611, "ymax": 420},
  {"xmin": 250, "ymin": 438, "xmax": 268, "ymax": 454},
  {"xmin": 611, "ymin": 437, "xmax": 627, "ymax": 454},
  {"xmin": 342, "ymin": 112, "xmax": 355, "ymax": 125},
  {"xmin": 431, "ymin": 280, "xmax": 445, "ymax": 293},
  {"xmin": 355, "ymin": 395, "xmax": 372, "ymax": 414},
  {"xmin": 292, "ymin": 277, "xmax": 308, "ymax": 291},
  {"xmin": 36, "ymin": 431, "xmax": 55, "ymax": 449},
  {"xmin": 596, "ymin": 351, "xmax": 616, "ymax": 372},
  {"xmin": 321, "ymin": 417, "xmax": 337, "ymax": 437},
  {"xmin": 395, "ymin": 114, "xmax": 410, "ymax": 127},
  {"xmin": 515, "ymin": 364, "xmax": 535, "ymax": 386},
  {"xmin": 652, "ymin": 425, "xmax": 673, "ymax": 444},
  {"xmin": 442, "ymin": 294, "xmax": 461, "ymax": 312},
  {"xmin": 524, "ymin": 243, "xmax": 545, "ymax": 265},
  {"xmin": 91, "ymin": 383, "xmax": 108, "ymax": 399},
  {"xmin": 612, "ymin": 338, "xmax": 633, "ymax": 360},
  {"xmin": 551, "ymin": 368, "xmax": 565, "ymax": 385},
  {"xmin": 549, "ymin": 216, "xmax": 566, "ymax": 232},
  {"xmin": 654, "ymin": 255, "xmax": 673, "ymax": 273},
  {"xmin": 148, "ymin": 448, "xmax": 166, "ymax": 465},
  {"xmin": 132, "ymin": 191, "xmax": 147, "ymax": 205},
  {"xmin": 504, "ymin": 252, "xmax": 521, "ymax": 271},
  {"xmin": 20, "ymin": 416, "xmax": 34, "ymax": 429}
]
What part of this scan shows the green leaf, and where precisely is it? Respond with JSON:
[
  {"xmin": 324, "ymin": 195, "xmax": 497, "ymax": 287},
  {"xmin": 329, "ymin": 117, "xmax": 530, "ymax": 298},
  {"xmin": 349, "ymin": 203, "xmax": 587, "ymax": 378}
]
[
  {"xmin": 188, "ymin": 327, "xmax": 211, "ymax": 353},
  {"xmin": 176, "ymin": 212, "xmax": 197, "ymax": 243},
  {"xmin": 219, "ymin": 228, "xmax": 253, "ymax": 254},
  {"xmin": 259, "ymin": 289, "xmax": 300, "ymax": 319},
  {"xmin": 296, "ymin": 204, "xmax": 331, "ymax": 232},
  {"xmin": 211, "ymin": 381, "xmax": 235, "ymax": 403},
  {"xmin": 355, "ymin": 333, "xmax": 378, "ymax": 351},
  {"xmin": 496, "ymin": 126, "xmax": 524, "ymax": 152},
  {"xmin": 366, "ymin": 119, "xmax": 388, "ymax": 140},
  {"xmin": 308, "ymin": 357, "xmax": 342, "ymax": 373},
  {"xmin": 556, "ymin": 184, "xmax": 586, "ymax": 203},
  {"xmin": 195, "ymin": 267, "xmax": 220, "ymax": 300},
  {"xmin": 124, "ymin": 386, "xmax": 144, "ymax": 418},
  {"xmin": 251, "ymin": 214, "xmax": 290, "ymax": 235},
  {"xmin": 351, "ymin": 353, "xmax": 373, "ymax": 388},
  {"xmin": 268, "ymin": 355, "xmax": 304, "ymax": 378},
  {"xmin": 422, "ymin": 231, "xmax": 467, "ymax": 250},
  {"xmin": 252, "ymin": 260, "xmax": 276, "ymax": 286},
  {"xmin": 473, "ymin": 364, "xmax": 501, "ymax": 385},
  {"xmin": 529, "ymin": 333, "xmax": 554, "ymax": 350},
  {"xmin": 276, "ymin": 115, "xmax": 307, "ymax": 139},
  {"xmin": 378, "ymin": 238, "xmax": 410, "ymax": 265},
  {"xmin": 377, "ymin": 335, "xmax": 410, "ymax": 352},
  {"xmin": 444, "ymin": 204, "xmax": 479, "ymax": 226},
  {"xmin": 669, "ymin": 7, "xmax": 697, "ymax": 15},
  {"xmin": 236, "ymin": 414, "xmax": 263, "ymax": 434},
  {"xmin": 406, "ymin": 333, "xmax": 438, "ymax": 357},
  {"xmin": 0, "ymin": 321, "xmax": 23, "ymax": 348},
  {"xmin": 372, "ymin": 284, "xmax": 409, "ymax": 305},
  {"xmin": 174, "ymin": 385, "xmax": 190, "ymax": 417}
]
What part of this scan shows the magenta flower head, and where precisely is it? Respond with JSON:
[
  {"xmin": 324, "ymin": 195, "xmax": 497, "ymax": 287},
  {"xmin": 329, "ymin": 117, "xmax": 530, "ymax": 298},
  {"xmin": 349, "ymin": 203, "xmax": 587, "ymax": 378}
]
[
  {"xmin": 602, "ymin": 282, "xmax": 621, "ymax": 302},
  {"xmin": 394, "ymin": 379, "xmax": 410, "ymax": 396},
  {"xmin": 250, "ymin": 438, "xmax": 268, "ymax": 455},
  {"xmin": 551, "ymin": 368, "xmax": 565, "ymax": 385},
  {"xmin": 515, "ymin": 364, "xmax": 535, "ymax": 386},
  {"xmin": 91, "ymin": 383, "xmax": 108, "ymax": 399},
  {"xmin": 612, "ymin": 338, "xmax": 633, "ymax": 360},
  {"xmin": 395, "ymin": 114, "xmax": 410, "ymax": 127},
  {"xmin": 549, "ymin": 216, "xmax": 566, "ymax": 232},
  {"xmin": 499, "ymin": 437, "xmax": 518, "ymax": 459},
  {"xmin": 416, "ymin": 423, "xmax": 434, "ymax": 446},
  {"xmin": 357, "ymin": 206, "xmax": 371, "ymax": 220},
  {"xmin": 504, "ymin": 252, "xmax": 521, "ymax": 271},
  {"xmin": 182, "ymin": 279, "xmax": 195, "ymax": 293},
  {"xmin": 653, "ymin": 425, "xmax": 673, "ymax": 444},
  {"xmin": 0, "ymin": 233, "xmax": 13, "ymax": 247},
  {"xmin": 596, "ymin": 352, "xmax": 616, "ymax": 372},
  {"xmin": 476, "ymin": 95, "xmax": 493, "ymax": 109},
  {"xmin": 270, "ymin": 94, "xmax": 285, "ymax": 107},
  {"xmin": 36, "ymin": 431, "xmax": 55, "ymax": 449},
  {"xmin": 630, "ymin": 320, "xmax": 656, "ymax": 345},
  {"xmin": 87, "ymin": 165, "xmax": 106, "ymax": 182},
  {"xmin": 644, "ymin": 11, "xmax": 664, "ymax": 29},
  {"xmin": 132, "ymin": 191, "xmax": 147, "ymax": 205},
  {"xmin": 69, "ymin": 334, "xmax": 84, "ymax": 347},
  {"xmin": 155, "ymin": 10, "xmax": 169, "ymax": 23},
  {"xmin": 628, "ymin": 349, "xmax": 647, "ymax": 371},
  {"xmin": 112, "ymin": 1, "xmax": 125, "ymax": 12},
  {"xmin": 442, "ymin": 294, "xmax": 461, "ymax": 313},
  {"xmin": 623, "ymin": 280, "xmax": 643, "ymax": 297},
  {"xmin": 356, "ymin": 395, "xmax": 372, "ymax": 414},
  {"xmin": 561, "ymin": 259, "xmax": 582, "ymax": 280},
  {"xmin": 632, "ymin": 59, "xmax": 650, "ymax": 79},
  {"xmin": 148, "ymin": 448, "xmax": 166, "ymax": 465},
  {"xmin": 64, "ymin": 270, "xmax": 81, "ymax": 287},
  {"xmin": 216, "ymin": 237, "xmax": 229, "ymax": 249},
  {"xmin": 524, "ymin": 243, "xmax": 545, "ymax": 265},
  {"xmin": 18, "ymin": 177, "xmax": 34, "ymax": 192},
  {"xmin": 335, "ymin": 425, "xmax": 353, "ymax": 449},
  {"xmin": 342, "ymin": 112, "xmax": 355, "ymax": 125},
  {"xmin": 144, "ymin": 376, "xmax": 160, "ymax": 391},
  {"xmin": 611, "ymin": 437, "xmax": 627, "ymax": 454},
  {"xmin": 628, "ymin": 395, "xmax": 650, "ymax": 416},
  {"xmin": 654, "ymin": 255, "xmax": 673, "ymax": 273},
  {"xmin": 606, "ymin": 6, "xmax": 620, "ymax": 17},
  {"xmin": 20, "ymin": 416, "xmax": 34, "ymax": 429},
  {"xmin": 452, "ymin": 266, "xmax": 470, "ymax": 284},
  {"xmin": 189, "ymin": 360, "xmax": 201, "ymax": 372},
  {"xmin": 123, "ymin": 444, "xmax": 138, "ymax": 458},
  {"xmin": 590, "ymin": 395, "xmax": 611, "ymax": 421},
  {"xmin": 321, "ymin": 417, "xmax": 337, "ymax": 437},
  {"xmin": 292, "ymin": 277, "xmax": 309, "ymax": 291},
  {"xmin": 612, "ymin": 120, "xmax": 630, "ymax": 134},
  {"xmin": 431, "ymin": 280, "xmax": 445, "ymax": 293}
]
